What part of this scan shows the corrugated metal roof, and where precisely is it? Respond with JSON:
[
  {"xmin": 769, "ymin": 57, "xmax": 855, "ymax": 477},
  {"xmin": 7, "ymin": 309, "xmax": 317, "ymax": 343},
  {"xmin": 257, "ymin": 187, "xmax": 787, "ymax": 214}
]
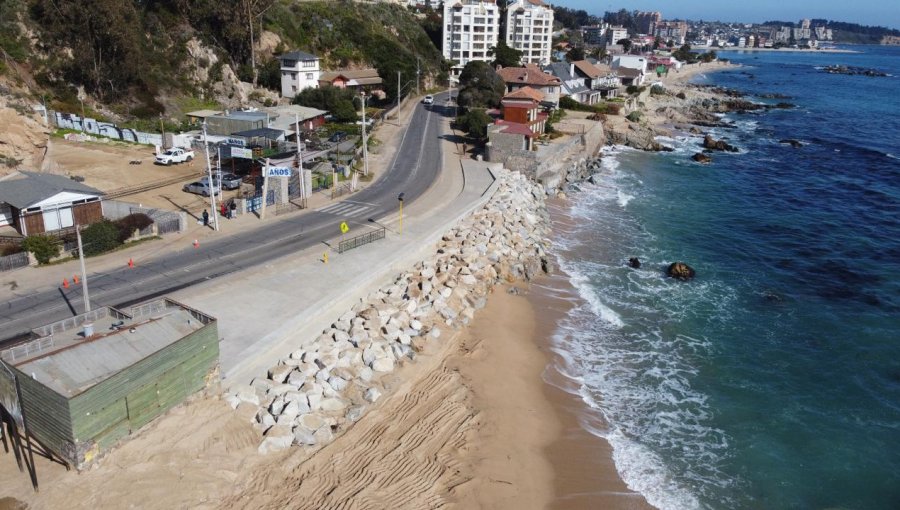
[
  {"xmin": 231, "ymin": 127, "xmax": 284, "ymax": 140},
  {"xmin": 13, "ymin": 309, "xmax": 204, "ymax": 397},
  {"xmin": 0, "ymin": 171, "xmax": 104, "ymax": 209}
]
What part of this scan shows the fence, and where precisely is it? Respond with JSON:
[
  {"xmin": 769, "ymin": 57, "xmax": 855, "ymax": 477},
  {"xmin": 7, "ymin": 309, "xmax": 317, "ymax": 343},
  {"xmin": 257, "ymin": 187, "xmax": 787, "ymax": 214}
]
[
  {"xmin": 0, "ymin": 251, "xmax": 28, "ymax": 272},
  {"xmin": 338, "ymin": 226, "xmax": 386, "ymax": 254},
  {"xmin": 102, "ymin": 200, "xmax": 186, "ymax": 235}
]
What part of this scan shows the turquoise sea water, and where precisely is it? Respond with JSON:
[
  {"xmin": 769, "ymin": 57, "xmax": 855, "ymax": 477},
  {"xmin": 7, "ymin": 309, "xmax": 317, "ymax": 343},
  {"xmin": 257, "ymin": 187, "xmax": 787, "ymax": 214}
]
[{"xmin": 550, "ymin": 46, "xmax": 900, "ymax": 509}]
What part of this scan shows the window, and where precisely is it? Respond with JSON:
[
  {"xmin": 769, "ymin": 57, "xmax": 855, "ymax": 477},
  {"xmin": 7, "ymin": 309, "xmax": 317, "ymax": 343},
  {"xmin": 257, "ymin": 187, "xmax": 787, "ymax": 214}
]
[{"xmin": 306, "ymin": 73, "xmax": 314, "ymax": 80}]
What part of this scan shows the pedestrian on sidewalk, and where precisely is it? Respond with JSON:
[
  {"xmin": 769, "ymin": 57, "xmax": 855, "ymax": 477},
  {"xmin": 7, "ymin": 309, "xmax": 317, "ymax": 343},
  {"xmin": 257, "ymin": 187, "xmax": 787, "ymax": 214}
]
[
  {"xmin": 202, "ymin": 209, "xmax": 209, "ymax": 227},
  {"xmin": 229, "ymin": 201, "xmax": 237, "ymax": 219}
]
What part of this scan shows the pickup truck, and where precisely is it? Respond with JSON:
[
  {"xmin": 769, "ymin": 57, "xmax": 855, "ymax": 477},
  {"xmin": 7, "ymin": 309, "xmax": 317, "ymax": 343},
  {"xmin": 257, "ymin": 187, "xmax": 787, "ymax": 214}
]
[{"xmin": 155, "ymin": 147, "xmax": 195, "ymax": 165}]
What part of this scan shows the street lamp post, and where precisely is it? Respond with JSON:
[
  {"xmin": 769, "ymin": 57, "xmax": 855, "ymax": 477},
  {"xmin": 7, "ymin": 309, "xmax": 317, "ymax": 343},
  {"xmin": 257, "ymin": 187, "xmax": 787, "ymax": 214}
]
[
  {"xmin": 360, "ymin": 91, "xmax": 369, "ymax": 177},
  {"xmin": 201, "ymin": 121, "xmax": 220, "ymax": 231},
  {"xmin": 75, "ymin": 225, "xmax": 90, "ymax": 313}
]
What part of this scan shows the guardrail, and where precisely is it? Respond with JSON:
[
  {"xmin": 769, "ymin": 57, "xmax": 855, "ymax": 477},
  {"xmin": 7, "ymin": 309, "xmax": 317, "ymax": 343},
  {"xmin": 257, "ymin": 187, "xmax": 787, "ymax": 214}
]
[{"xmin": 337, "ymin": 226, "xmax": 386, "ymax": 254}]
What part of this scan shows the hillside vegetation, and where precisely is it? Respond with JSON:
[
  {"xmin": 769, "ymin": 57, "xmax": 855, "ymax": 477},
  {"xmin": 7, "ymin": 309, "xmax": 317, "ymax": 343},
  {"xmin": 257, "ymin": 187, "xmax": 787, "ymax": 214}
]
[{"xmin": 0, "ymin": 0, "xmax": 446, "ymax": 119}]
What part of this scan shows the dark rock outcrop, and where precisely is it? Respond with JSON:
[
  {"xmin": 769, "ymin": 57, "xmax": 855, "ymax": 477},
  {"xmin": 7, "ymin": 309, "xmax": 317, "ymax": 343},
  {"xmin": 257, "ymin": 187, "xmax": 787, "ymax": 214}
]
[
  {"xmin": 779, "ymin": 139, "xmax": 804, "ymax": 148},
  {"xmin": 628, "ymin": 257, "xmax": 641, "ymax": 269},
  {"xmin": 692, "ymin": 152, "xmax": 712, "ymax": 163},
  {"xmin": 667, "ymin": 262, "xmax": 696, "ymax": 280},
  {"xmin": 703, "ymin": 135, "xmax": 739, "ymax": 153}
]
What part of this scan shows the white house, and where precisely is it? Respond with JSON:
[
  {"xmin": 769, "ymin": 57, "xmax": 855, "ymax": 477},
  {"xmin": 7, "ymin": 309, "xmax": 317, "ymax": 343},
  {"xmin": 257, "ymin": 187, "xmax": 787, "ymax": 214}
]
[
  {"xmin": 442, "ymin": 0, "xmax": 501, "ymax": 75},
  {"xmin": 505, "ymin": 0, "xmax": 554, "ymax": 66},
  {"xmin": 279, "ymin": 51, "xmax": 321, "ymax": 98},
  {"xmin": 607, "ymin": 26, "xmax": 628, "ymax": 45},
  {"xmin": 612, "ymin": 55, "xmax": 648, "ymax": 72},
  {"xmin": 0, "ymin": 172, "xmax": 104, "ymax": 236}
]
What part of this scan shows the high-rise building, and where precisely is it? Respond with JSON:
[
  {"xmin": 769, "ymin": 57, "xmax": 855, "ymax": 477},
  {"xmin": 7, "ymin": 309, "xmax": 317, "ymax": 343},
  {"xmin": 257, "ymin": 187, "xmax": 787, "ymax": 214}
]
[
  {"xmin": 442, "ymin": 0, "xmax": 500, "ymax": 74},
  {"xmin": 505, "ymin": 0, "xmax": 555, "ymax": 65},
  {"xmin": 635, "ymin": 11, "xmax": 662, "ymax": 35},
  {"xmin": 607, "ymin": 26, "xmax": 629, "ymax": 46},
  {"xmin": 654, "ymin": 21, "xmax": 688, "ymax": 45}
]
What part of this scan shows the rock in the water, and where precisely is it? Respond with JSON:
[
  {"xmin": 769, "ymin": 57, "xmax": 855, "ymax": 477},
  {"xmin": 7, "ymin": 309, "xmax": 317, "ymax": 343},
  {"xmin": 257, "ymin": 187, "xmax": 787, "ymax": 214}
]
[
  {"xmin": 692, "ymin": 152, "xmax": 712, "ymax": 164},
  {"xmin": 628, "ymin": 257, "xmax": 641, "ymax": 269},
  {"xmin": 702, "ymin": 135, "xmax": 738, "ymax": 153},
  {"xmin": 779, "ymin": 139, "xmax": 803, "ymax": 148},
  {"xmin": 666, "ymin": 262, "xmax": 696, "ymax": 280}
]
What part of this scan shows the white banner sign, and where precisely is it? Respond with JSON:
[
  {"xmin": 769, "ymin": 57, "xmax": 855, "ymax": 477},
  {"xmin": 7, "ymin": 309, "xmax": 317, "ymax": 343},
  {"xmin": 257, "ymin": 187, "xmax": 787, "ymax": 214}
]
[
  {"xmin": 231, "ymin": 147, "xmax": 253, "ymax": 159},
  {"xmin": 267, "ymin": 166, "xmax": 292, "ymax": 177}
]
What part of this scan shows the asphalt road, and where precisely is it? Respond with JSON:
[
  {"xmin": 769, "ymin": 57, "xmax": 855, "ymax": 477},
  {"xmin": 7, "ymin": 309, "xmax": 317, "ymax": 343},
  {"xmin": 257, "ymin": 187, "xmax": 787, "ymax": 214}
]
[{"xmin": 0, "ymin": 94, "xmax": 453, "ymax": 343}]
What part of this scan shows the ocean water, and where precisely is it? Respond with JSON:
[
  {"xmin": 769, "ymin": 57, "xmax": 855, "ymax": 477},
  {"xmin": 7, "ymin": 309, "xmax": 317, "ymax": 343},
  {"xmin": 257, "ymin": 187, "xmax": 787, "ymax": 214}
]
[{"xmin": 550, "ymin": 46, "xmax": 900, "ymax": 510}]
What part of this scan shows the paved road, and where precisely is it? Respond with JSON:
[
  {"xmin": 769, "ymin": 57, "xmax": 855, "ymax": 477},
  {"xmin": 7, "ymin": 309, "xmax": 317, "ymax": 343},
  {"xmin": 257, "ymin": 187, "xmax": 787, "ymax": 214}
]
[{"xmin": 0, "ymin": 95, "xmax": 453, "ymax": 343}]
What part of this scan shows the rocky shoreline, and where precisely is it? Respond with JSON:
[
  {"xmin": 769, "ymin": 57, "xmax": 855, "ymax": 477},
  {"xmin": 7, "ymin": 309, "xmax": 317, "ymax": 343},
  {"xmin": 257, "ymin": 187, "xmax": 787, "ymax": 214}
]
[{"xmin": 226, "ymin": 169, "xmax": 553, "ymax": 453}]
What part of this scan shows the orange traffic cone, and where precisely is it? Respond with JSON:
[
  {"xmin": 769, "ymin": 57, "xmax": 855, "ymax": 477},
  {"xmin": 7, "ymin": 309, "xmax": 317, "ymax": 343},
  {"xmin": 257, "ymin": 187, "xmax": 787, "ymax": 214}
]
[
  {"xmin": 128, "ymin": 258, "xmax": 134, "ymax": 269},
  {"xmin": 73, "ymin": 274, "xmax": 80, "ymax": 285},
  {"xmin": 193, "ymin": 239, "xmax": 200, "ymax": 249},
  {"xmin": 62, "ymin": 278, "xmax": 70, "ymax": 289}
]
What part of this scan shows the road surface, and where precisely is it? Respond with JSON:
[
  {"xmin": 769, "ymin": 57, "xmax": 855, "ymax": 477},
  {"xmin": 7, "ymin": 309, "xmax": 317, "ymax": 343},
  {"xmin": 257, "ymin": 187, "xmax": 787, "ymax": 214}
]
[{"xmin": 0, "ymin": 95, "xmax": 453, "ymax": 343}]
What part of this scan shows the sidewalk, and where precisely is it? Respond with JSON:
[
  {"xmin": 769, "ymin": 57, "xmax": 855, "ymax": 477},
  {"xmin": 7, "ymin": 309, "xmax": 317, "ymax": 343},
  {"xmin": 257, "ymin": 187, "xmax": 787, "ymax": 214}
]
[
  {"xmin": 171, "ymin": 115, "xmax": 500, "ymax": 388},
  {"xmin": 0, "ymin": 95, "xmax": 426, "ymax": 306}
]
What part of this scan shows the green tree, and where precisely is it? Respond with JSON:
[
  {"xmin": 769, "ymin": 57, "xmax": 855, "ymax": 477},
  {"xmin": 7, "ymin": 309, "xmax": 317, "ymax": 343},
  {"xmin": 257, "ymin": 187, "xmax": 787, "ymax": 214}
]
[
  {"xmin": 21, "ymin": 235, "xmax": 59, "ymax": 265},
  {"xmin": 457, "ymin": 109, "xmax": 492, "ymax": 139},
  {"xmin": 617, "ymin": 38, "xmax": 633, "ymax": 53},
  {"xmin": 457, "ymin": 61, "xmax": 506, "ymax": 110},
  {"xmin": 293, "ymin": 86, "xmax": 359, "ymax": 123},
  {"xmin": 490, "ymin": 40, "xmax": 523, "ymax": 68},
  {"xmin": 81, "ymin": 220, "xmax": 121, "ymax": 256},
  {"xmin": 566, "ymin": 47, "xmax": 585, "ymax": 62}
]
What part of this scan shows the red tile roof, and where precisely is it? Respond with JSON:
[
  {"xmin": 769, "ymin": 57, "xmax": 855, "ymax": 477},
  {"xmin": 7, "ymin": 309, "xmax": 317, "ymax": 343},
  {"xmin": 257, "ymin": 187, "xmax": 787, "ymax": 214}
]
[
  {"xmin": 503, "ymin": 86, "xmax": 545, "ymax": 102},
  {"xmin": 495, "ymin": 120, "xmax": 537, "ymax": 137},
  {"xmin": 572, "ymin": 60, "xmax": 603, "ymax": 79},
  {"xmin": 496, "ymin": 64, "xmax": 561, "ymax": 87}
]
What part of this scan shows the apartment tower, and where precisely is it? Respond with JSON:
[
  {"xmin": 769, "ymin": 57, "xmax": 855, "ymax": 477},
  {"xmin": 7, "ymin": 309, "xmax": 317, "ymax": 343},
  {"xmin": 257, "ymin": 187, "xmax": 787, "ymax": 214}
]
[
  {"xmin": 504, "ymin": 0, "xmax": 554, "ymax": 65},
  {"xmin": 442, "ymin": 0, "xmax": 500, "ymax": 75}
]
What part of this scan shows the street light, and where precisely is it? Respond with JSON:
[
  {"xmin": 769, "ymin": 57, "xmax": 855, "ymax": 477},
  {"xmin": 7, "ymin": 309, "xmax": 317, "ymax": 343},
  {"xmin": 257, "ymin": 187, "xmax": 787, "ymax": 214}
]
[
  {"xmin": 201, "ymin": 121, "xmax": 220, "ymax": 231},
  {"xmin": 398, "ymin": 192, "xmax": 405, "ymax": 235}
]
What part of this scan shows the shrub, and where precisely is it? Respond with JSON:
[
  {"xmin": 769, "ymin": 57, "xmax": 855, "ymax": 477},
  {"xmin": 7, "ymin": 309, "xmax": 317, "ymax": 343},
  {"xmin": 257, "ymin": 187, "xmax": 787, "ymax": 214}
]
[
  {"xmin": 626, "ymin": 85, "xmax": 639, "ymax": 94},
  {"xmin": 650, "ymin": 85, "xmax": 666, "ymax": 95},
  {"xmin": 626, "ymin": 111, "xmax": 642, "ymax": 122},
  {"xmin": 21, "ymin": 235, "xmax": 60, "ymax": 264},
  {"xmin": 81, "ymin": 220, "xmax": 122, "ymax": 256},
  {"xmin": 676, "ymin": 92, "xmax": 687, "ymax": 100},
  {"xmin": 114, "ymin": 213, "xmax": 154, "ymax": 243},
  {"xmin": 605, "ymin": 102, "xmax": 624, "ymax": 115}
]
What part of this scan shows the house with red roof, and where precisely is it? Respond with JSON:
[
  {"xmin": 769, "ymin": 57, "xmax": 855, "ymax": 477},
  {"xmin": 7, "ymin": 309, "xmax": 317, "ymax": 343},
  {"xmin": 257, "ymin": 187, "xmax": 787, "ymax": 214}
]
[
  {"xmin": 487, "ymin": 86, "xmax": 549, "ymax": 151},
  {"xmin": 496, "ymin": 64, "xmax": 561, "ymax": 108}
]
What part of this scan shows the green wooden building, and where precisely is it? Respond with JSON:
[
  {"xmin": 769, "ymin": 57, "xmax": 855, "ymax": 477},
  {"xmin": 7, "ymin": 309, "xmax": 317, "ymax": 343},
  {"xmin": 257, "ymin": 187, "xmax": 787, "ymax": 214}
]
[{"xmin": 0, "ymin": 298, "xmax": 219, "ymax": 469}]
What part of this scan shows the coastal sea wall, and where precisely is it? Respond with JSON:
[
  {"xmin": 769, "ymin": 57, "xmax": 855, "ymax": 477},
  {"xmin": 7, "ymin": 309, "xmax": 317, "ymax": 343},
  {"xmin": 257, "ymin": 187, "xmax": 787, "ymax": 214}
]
[
  {"xmin": 487, "ymin": 120, "xmax": 605, "ymax": 192},
  {"xmin": 225, "ymin": 169, "xmax": 552, "ymax": 453}
]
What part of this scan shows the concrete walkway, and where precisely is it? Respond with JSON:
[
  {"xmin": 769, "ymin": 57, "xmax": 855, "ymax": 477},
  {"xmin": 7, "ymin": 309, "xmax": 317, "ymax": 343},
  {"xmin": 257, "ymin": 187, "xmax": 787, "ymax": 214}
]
[{"xmin": 174, "ymin": 141, "xmax": 499, "ymax": 388}]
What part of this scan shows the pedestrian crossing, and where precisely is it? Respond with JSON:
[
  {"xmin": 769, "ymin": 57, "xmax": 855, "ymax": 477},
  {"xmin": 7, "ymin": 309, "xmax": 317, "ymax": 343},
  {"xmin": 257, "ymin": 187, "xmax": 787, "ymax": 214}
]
[{"xmin": 315, "ymin": 201, "xmax": 374, "ymax": 218}]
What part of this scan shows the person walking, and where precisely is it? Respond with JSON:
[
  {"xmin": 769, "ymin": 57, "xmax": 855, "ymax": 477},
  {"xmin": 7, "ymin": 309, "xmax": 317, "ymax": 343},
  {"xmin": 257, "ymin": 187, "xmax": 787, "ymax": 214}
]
[
  {"xmin": 202, "ymin": 209, "xmax": 209, "ymax": 227},
  {"xmin": 229, "ymin": 201, "xmax": 237, "ymax": 219}
]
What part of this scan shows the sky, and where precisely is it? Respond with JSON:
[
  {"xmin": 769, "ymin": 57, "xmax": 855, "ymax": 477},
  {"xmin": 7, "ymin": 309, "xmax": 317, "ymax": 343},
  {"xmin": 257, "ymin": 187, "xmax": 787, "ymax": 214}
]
[{"xmin": 557, "ymin": 0, "xmax": 900, "ymax": 30}]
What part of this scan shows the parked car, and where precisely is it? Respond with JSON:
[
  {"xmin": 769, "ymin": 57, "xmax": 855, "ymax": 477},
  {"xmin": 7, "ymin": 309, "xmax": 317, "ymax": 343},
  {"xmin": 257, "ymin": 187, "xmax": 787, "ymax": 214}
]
[
  {"xmin": 328, "ymin": 131, "xmax": 347, "ymax": 143},
  {"xmin": 423, "ymin": 95, "xmax": 434, "ymax": 105},
  {"xmin": 201, "ymin": 173, "xmax": 242, "ymax": 190},
  {"xmin": 183, "ymin": 181, "xmax": 221, "ymax": 197},
  {"xmin": 155, "ymin": 147, "xmax": 195, "ymax": 165}
]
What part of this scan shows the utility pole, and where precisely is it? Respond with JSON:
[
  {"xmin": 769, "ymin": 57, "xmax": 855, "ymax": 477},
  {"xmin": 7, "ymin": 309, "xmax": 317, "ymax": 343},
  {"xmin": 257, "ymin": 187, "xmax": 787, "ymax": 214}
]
[
  {"xmin": 295, "ymin": 114, "xmax": 306, "ymax": 207},
  {"xmin": 202, "ymin": 122, "xmax": 220, "ymax": 231},
  {"xmin": 159, "ymin": 114, "xmax": 166, "ymax": 149},
  {"xmin": 416, "ymin": 57, "xmax": 420, "ymax": 97},
  {"xmin": 397, "ymin": 70, "xmax": 401, "ymax": 119},
  {"xmin": 247, "ymin": 1, "xmax": 256, "ymax": 86},
  {"xmin": 75, "ymin": 225, "xmax": 90, "ymax": 313},
  {"xmin": 360, "ymin": 91, "xmax": 369, "ymax": 177}
]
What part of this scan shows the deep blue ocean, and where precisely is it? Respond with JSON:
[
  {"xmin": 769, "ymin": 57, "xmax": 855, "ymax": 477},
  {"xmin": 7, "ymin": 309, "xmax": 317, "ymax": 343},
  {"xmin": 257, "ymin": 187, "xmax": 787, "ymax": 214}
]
[{"xmin": 550, "ymin": 45, "xmax": 900, "ymax": 510}]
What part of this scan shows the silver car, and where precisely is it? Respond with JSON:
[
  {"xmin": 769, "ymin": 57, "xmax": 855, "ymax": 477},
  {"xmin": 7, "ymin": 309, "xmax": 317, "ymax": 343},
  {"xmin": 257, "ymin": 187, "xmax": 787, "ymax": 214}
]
[{"xmin": 183, "ymin": 181, "xmax": 221, "ymax": 197}]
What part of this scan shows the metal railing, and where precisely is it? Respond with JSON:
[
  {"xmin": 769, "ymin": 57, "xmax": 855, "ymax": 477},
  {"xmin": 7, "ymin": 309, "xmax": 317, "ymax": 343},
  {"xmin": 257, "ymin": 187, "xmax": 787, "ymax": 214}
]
[
  {"xmin": 337, "ymin": 226, "xmax": 386, "ymax": 254},
  {"xmin": 0, "ymin": 251, "xmax": 28, "ymax": 272}
]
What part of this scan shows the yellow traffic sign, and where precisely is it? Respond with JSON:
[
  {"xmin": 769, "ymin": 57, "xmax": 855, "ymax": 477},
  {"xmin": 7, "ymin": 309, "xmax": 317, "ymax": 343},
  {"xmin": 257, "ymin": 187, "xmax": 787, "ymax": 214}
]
[{"xmin": 340, "ymin": 221, "xmax": 350, "ymax": 234}]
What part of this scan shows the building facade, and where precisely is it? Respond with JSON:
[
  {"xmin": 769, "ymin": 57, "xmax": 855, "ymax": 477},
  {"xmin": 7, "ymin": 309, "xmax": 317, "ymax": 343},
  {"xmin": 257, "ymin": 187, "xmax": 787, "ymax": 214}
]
[
  {"xmin": 279, "ymin": 51, "xmax": 321, "ymax": 98},
  {"xmin": 635, "ymin": 11, "xmax": 662, "ymax": 35},
  {"xmin": 607, "ymin": 26, "xmax": 628, "ymax": 45},
  {"xmin": 442, "ymin": 0, "xmax": 500, "ymax": 74},
  {"xmin": 505, "ymin": 0, "xmax": 554, "ymax": 65}
]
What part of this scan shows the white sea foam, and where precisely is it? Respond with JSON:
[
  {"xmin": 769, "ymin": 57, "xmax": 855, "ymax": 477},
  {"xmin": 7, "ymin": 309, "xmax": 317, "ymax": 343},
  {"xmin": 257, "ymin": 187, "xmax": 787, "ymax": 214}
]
[
  {"xmin": 617, "ymin": 190, "xmax": 634, "ymax": 208},
  {"xmin": 547, "ymin": 150, "xmax": 741, "ymax": 509}
]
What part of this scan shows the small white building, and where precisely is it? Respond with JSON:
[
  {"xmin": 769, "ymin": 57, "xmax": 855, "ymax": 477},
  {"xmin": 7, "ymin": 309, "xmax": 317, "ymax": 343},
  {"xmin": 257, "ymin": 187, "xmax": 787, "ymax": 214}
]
[
  {"xmin": 279, "ymin": 51, "xmax": 321, "ymax": 98},
  {"xmin": 442, "ymin": 0, "xmax": 501, "ymax": 75},
  {"xmin": 505, "ymin": 0, "xmax": 554, "ymax": 66},
  {"xmin": 612, "ymin": 55, "xmax": 648, "ymax": 72},
  {"xmin": 607, "ymin": 26, "xmax": 628, "ymax": 46}
]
